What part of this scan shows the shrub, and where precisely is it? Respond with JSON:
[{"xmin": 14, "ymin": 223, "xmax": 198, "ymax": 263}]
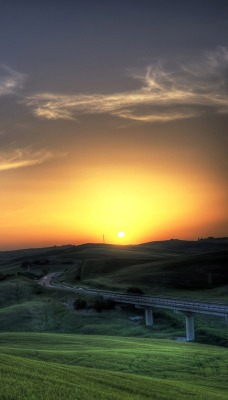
[
  {"xmin": 21, "ymin": 261, "xmax": 31, "ymax": 269},
  {"xmin": 94, "ymin": 297, "xmax": 115, "ymax": 313},
  {"xmin": 0, "ymin": 273, "xmax": 14, "ymax": 281},
  {"xmin": 81, "ymin": 325, "xmax": 97, "ymax": 334},
  {"xmin": 127, "ymin": 287, "xmax": 144, "ymax": 295},
  {"xmin": 74, "ymin": 298, "xmax": 87, "ymax": 310}
]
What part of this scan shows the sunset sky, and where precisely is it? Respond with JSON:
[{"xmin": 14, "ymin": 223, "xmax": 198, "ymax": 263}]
[{"xmin": 0, "ymin": 0, "xmax": 227, "ymax": 249}]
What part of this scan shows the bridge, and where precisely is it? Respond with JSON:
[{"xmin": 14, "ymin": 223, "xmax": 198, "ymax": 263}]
[
  {"xmin": 41, "ymin": 274, "xmax": 228, "ymax": 342},
  {"xmin": 101, "ymin": 291, "xmax": 228, "ymax": 341}
]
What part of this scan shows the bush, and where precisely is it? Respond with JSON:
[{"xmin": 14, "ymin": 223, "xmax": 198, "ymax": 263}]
[
  {"xmin": 0, "ymin": 273, "xmax": 14, "ymax": 281},
  {"xmin": 81, "ymin": 325, "xmax": 97, "ymax": 334},
  {"xmin": 127, "ymin": 287, "xmax": 144, "ymax": 295},
  {"xmin": 94, "ymin": 297, "xmax": 115, "ymax": 313},
  {"xmin": 74, "ymin": 298, "xmax": 87, "ymax": 310},
  {"xmin": 21, "ymin": 261, "xmax": 31, "ymax": 269},
  {"xmin": 196, "ymin": 329, "xmax": 228, "ymax": 347},
  {"xmin": 35, "ymin": 289, "xmax": 44, "ymax": 295}
]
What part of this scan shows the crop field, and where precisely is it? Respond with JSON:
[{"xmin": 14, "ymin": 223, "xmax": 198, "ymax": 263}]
[
  {"xmin": 0, "ymin": 240, "xmax": 227, "ymax": 399},
  {"xmin": 0, "ymin": 332, "xmax": 228, "ymax": 400}
]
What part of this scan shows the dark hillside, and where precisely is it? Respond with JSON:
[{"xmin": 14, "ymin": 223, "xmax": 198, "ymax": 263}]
[
  {"xmin": 50, "ymin": 239, "xmax": 228, "ymax": 302},
  {"xmin": 1, "ymin": 238, "xmax": 227, "ymax": 300}
]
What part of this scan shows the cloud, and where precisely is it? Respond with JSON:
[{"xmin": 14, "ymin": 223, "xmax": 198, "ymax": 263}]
[
  {"xmin": 114, "ymin": 109, "xmax": 199, "ymax": 122},
  {"xmin": 0, "ymin": 65, "xmax": 25, "ymax": 96},
  {"xmin": 25, "ymin": 47, "xmax": 228, "ymax": 123},
  {"xmin": 0, "ymin": 148, "xmax": 63, "ymax": 171}
]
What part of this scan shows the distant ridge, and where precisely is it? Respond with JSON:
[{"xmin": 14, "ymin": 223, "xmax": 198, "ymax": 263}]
[{"xmin": 0, "ymin": 237, "xmax": 227, "ymax": 253}]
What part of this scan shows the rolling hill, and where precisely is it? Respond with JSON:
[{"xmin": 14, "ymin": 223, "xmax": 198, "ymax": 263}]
[{"xmin": 0, "ymin": 332, "xmax": 227, "ymax": 400}]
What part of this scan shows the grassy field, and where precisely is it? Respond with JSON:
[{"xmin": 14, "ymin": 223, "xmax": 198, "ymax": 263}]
[
  {"xmin": 0, "ymin": 240, "xmax": 227, "ymax": 399},
  {"xmin": 0, "ymin": 276, "xmax": 227, "ymax": 347},
  {"xmin": 0, "ymin": 332, "xmax": 227, "ymax": 400}
]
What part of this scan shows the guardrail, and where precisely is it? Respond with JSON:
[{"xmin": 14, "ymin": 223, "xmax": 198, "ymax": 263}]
[{"xmin": 50, "ymin": 281, "xmax": 228, "ymax": 317}]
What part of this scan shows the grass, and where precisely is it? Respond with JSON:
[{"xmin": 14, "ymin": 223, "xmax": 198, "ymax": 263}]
[
  {"xmin": 0, "ymin": 332, "xmax": 227, "ymax": 400},
  {"xmin": 0, "ymin": 277, "xmax": 227, "ymax": 346},
  {"xmin": 75, "ymin": 250, "xmax": 227, "ymax": 298},
  {"xmin": 0, "ymin": 239, "xmax": 227, "ymax": 398},
  {"xmin": 0, "ymin": 239, "xmax": 227, "ymax": 347},
  {"xmin": 1, "ymin": 239, "xmax": 227, "ymax": 302},
  {"xmin": 49, "ymin": 240, "xmax": 228, "ymax": 303}
]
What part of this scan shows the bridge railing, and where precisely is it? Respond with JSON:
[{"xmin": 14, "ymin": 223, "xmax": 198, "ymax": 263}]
[{"xmin": 49, "ymin": 281, "xmax": 228, "ymax": 315}]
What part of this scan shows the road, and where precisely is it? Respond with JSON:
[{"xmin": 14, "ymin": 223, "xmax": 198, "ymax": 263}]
[{"xmin": 39, "ymin": 272, "xmax": 57, "ymax": 287}]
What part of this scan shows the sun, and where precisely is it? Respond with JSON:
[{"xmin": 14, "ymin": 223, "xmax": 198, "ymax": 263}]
[{"xmin": 117, "ymin": 231, "xmax": 125, "ymax": 238}]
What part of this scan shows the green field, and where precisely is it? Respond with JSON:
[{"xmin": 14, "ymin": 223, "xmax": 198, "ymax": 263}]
[
  {"xmin": 0, "ymin": 332, "xmax": 227, "ymax": 400},
  {"xmin": 0, "ymin": 239, "xmax": 227, "ymax": 399}
]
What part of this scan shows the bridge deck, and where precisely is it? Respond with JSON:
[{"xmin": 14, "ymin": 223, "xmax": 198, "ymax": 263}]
[{"xmin": 50, "ymin": 281, "xmax": 228, "ymax": 317}]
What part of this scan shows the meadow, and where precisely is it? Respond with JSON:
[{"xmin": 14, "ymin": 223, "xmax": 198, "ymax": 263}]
[
  {"xmin": 0, "ymin": 332, "xmax": 227, "ymax": 400},
  {"xmin": 0, "ymin": 239, "xmax": 227, "ymax": 399}
]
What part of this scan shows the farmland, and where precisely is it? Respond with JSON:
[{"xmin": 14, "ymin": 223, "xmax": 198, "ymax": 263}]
[
  {"xmin": 0, "ymin": 332, "xmax": 227, "ymax": 400},
  {"xmin": 0, "ymin": 238, "xmax": 227, "ymax": 399}
]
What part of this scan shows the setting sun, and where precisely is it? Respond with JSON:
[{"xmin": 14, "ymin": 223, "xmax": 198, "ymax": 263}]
[{"xmin": 117, "ymin": 231, "xmax": 125, "ymax": 238}]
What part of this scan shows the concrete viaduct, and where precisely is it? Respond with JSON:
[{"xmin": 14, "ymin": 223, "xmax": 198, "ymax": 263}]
[
  {"xmin": 102, "ymin": 291, "xmax": 228, "ymax": 341},
  {"xmin": 44, "ymin": 274, "xmax": 228, "ymax": 342}
]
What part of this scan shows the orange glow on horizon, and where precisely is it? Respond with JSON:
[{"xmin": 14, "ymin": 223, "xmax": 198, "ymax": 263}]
[{"xmin": 0, "ymin": 162, "xmax": 227, "ymax": 250}]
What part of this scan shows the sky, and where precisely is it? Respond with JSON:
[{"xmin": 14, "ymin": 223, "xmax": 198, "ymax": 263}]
[{"xmin": 0, "ymin": 0, "xmax": 227, "ymax": 249}]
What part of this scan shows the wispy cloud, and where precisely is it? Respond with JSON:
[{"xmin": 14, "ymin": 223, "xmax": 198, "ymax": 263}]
[
  {"xmin": 25, "ymin": 47, "xmax": 228, "ymax": 123},
  {"xmin": 0, "ymin": 148, "xmax": 63, "ymax": 171},
  {"xmin": 0, "ymin": 65, "xmax": 25, "ymax": 96},
  {"xmin": 114, "ymin": 109, "xmax": 199, "ymax": 122}
]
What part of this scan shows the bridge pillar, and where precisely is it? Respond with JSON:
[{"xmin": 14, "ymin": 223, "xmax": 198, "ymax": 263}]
[
  {"xmin": 184, "ymin": 312, "xmax": 195, "ymax": 341},
  {"xmin": 145, "ymin": 308, "xmax": 153, "ymax": 326}
]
